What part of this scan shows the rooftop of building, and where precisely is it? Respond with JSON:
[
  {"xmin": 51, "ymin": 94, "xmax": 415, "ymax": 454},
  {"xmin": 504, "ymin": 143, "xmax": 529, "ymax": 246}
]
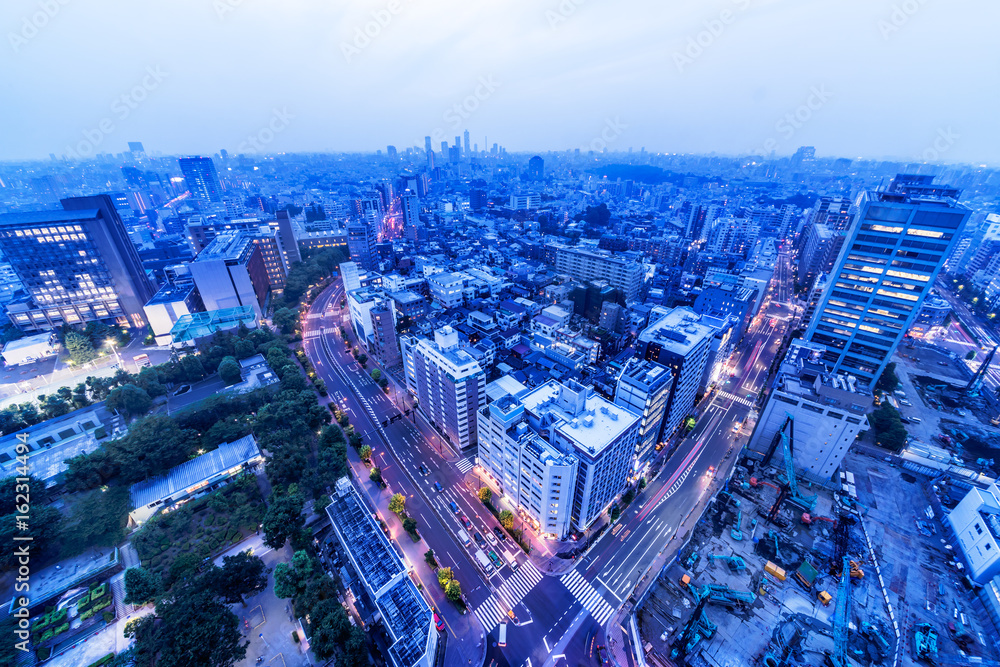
[
  {"xmin": 1, "ymin": 331, "xmax": 55, "ymax": 352},
  {"xmin": 0, "ymin": 404, "xmax": 112, "ymax": 483},
  {"xmin": 390, "ymin": 290, "xmax": 424, "ymax": 304},
  {"xmin": 0, "ymin": 208, "xmax": 100, "ymax": 226},
  {"xmin": 619, "ymin": 358, "xmax": 673, "ymax": 389},
  {"xmin": 326, "ymin": 478, "xmax": 432, "ymax": 667},
  {"xmin": 170, "ymin": 305, "xmax": 257, "ymax": 343},
  {"xmin": 195, "ymin": 230, "xmax": 253, "ymax": 260},
  {"xmin": 638, "ymin": 306, "xmax": 715, "ymax": 354},
  {"xmin": 146, "ymin": 281, "xmax": 196, "ymax": 306},
  {"xmin": 130, "ymin": 435, "xmax": 261, "ymax": 510},
  {"xmin": 777, "ymin": 340, "xmax": 873, "ymax": 411},
  {"xmin": 521, "ymin": 379, "xmax": 639, "ymax": 457}
]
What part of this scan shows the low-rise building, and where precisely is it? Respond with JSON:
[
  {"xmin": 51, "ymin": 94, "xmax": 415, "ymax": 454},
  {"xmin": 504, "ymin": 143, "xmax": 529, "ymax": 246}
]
[
  {"xmin": 1, "ymin": 332, "xmax": 57, "ymax": 366},
  {"xmin": 326, "ymin": 478, "xmax": 436, "ymax": 667},
  {"xmin": 129, "ymin": 435, "xmax": 263, "ymax": 525},
  {"xmin": 747, "ymin": 340, "xmax": 872, "ymax": 481},
  {"xmin": 948, "ymin": 482, "xmax": 1000, "ymax": 585}
]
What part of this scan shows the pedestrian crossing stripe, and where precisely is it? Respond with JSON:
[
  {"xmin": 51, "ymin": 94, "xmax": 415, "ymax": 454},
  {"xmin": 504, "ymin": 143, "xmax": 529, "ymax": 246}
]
[
  {"xmin": 494, "ymin": 563, "xmax": 542, "ymax": 608},
  {"xmin": 454, "ymin": 457, "xmax": 475, "ymax": 474},
  {"xmin": 561, "ymin": 569, "xmax": 616, "ymax": 626},
  {"xmin": 719, "ymin": 391, "xmax": 754, "ymax": 408},
  {"xmin": 474, "ymin": 597, "xmax": 507, "ymax": 632}
]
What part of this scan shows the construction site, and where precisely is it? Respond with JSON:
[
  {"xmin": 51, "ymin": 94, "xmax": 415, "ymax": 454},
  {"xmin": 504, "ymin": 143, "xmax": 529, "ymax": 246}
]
[{"xmin": 637, "ymin": 413, "xmax": 1000, "ymax": 667}]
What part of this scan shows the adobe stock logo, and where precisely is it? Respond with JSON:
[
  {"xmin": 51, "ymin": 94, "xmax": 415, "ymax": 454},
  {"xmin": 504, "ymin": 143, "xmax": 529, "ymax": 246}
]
[
  {"xmin": 237, "ymin": 109, "xmax": 294, "ymax": 154},
  {"xmin": 341, "ymin": 0, "xmax": 415, "ymax": 63},
  {"xmin": 8, "ymin": 0, "xmax": 72, "ymax": 53},
  {"xmin": 63, "ymin": 66, "xmax": 169, "ymax": 160}
]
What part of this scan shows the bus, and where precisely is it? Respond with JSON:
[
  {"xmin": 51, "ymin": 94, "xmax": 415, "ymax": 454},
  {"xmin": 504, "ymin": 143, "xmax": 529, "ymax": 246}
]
[{"xmin": 498, "ymin": 623, "xmax": 507, "ymax": 647}]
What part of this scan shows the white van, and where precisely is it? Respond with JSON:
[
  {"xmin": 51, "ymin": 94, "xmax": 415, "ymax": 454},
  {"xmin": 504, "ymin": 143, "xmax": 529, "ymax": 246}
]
[
  {"xmin": 498, "ymin": 623, "xmax": 507, "ymax": 647},
  {"xmin": 457, "ymin": 529, "xmax": 471, "ymax": 547},
  {"xmin": 503, "ymin": 550, "xmax": 518, "ymax": 570}
]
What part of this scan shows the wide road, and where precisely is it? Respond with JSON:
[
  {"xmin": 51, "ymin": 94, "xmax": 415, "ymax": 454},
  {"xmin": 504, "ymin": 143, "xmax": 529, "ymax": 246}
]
[{"xmin": 304, "ymin": 271, "xmax": 793, "ymax": 667}]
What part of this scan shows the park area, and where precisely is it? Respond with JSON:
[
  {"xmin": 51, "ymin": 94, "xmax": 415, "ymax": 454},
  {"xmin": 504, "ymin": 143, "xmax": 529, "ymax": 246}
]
[{"xmin": 133, "ymin": 475, "xmax": 265, "ymax": 584}]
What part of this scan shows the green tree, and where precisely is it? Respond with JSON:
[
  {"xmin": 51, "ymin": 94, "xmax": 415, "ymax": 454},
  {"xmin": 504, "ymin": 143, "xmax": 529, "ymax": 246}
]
[
  {"xmin": 205, "ymin": 551, "xmax": 269, "ymax": 605},
  {"xmin": 478, "ymin": 487, "xmax": 492, "ymax": 504},
  {"xmin": 359, "ymin": 444, "xmax": 372, "ymax": 462},
  {"xmin": 60, "ymin": 486, "xmax": 131, "ymax": 556},
  {"xmin": 611, "ymin": 505, "xmax": 622, "ymax": 521},
  {"xmin": 272, "ymin": 307, "xmax": 298, "ymax": 335},
  {"xmin": 445, "ymin": 579, "xmax": 462, "ymax": 601},
  {"xmin": 307, "ymin": 599, "xmax": 353, "ymax": 660},
  {"xmin": 124, "ymin": 567, "xmax": 161, "ymax": 605},
  {"xmin": 388, "ymin": 492, "xmax": 405, "ymax": 516},
  {"xmin": 272, "ymin": 551, "xmax": 314, "ymax": 600},
  {"xmin": 370, "ymin": 368, "xmax": 381, "ymax": 382},
  {"xmin": 179, "ymin": 354, "xmax": 206, "ymax": 382},
  {"xmin": 234, "ymin": 338, "xmax": 255, "ymax": 359},
  {"xmin": 107, "ymin": 384, "xmax": 153, "ymax": 417},
  {"xmin": 262, "ymin": 489, "xmax": 305, "ymax": 549},
  {"xmin": 875, "ymin": 362, "xmax": 900, "ymax": 394},
  {"xmin": 64, "ymin": 330, "xmax": 97, "ymax": 365},
  {"xmin": 369, "ymin": 467, "xmax": 383, "ymax": 485},
  {"xmin": 218, "ymin": 356, "xmax": 242, "ymax": 386},
  {"xmin": 126, "ymin": 586, "xmax": 248, "ymax": 667},
  {"xmin": 137, "ymin": 366, "xmax": 166, "ymax": 398},
  {"xmin": 498, "ymin": 510, "xmax": 514, "ymax": 530},
  {"xmin": 403, "ymin": 516, "xmax": 418, "ymax": 535},
  {"xmin": 436, "ymin": 566, "xmax": 453, "ymax": 586}
]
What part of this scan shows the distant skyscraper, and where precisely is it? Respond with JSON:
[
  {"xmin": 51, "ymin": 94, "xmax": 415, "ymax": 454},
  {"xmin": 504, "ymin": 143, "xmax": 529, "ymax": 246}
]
[
  {"xmin": 400, "ymin": 189, "xmax": 418, "ymax": 229},
  {"xmin": 0, "ymin": 195, "xmax": 157, "ymax": 331},
  {"xmin": 178, "ymin": 156, "xmax": 223, "ymax": 203},
  {"xmin": 440, "ymin": 140, "xmax": 448, "ymax": 155},
  {"xmin": 528, "ymin": 155, "xmax": 544, "ymax": 180},
  {"xmin": 128, "ymin": 141, "xmax": 145, "ymax": 154},
  {"xmin": 805, "ymin": 174, "xmax": 971, "ymax": 387},
  {"xmin": 386, "ymin": 145, "xmax": 397, "ymax": 158},
  {"xmin": 463, "ymin": 130, "xmax": 470, "ymax": 156}
]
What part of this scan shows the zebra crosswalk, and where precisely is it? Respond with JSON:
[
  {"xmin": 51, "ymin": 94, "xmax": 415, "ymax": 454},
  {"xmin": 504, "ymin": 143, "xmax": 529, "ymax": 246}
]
[
  {"xmin": 474, "ymin": 596, "xmax": 509, "ymax": 632},
  {"xmin": 495, "ymin": 562, "xmax": 542, "ymax": 607},
  {"xmin": 560, "ymin": 569, "xmax": 615, "ymax": 626},
  {"xmin": 719, "ymin": 391, "xmax": 755, "ymax": 408},
  {"xmin": 474, "ymin": 562, "xmax": 542, "ymax": 631},
  {"xmin": 454, "ymin": 457, "xmax": 475, "ymax": 474}
]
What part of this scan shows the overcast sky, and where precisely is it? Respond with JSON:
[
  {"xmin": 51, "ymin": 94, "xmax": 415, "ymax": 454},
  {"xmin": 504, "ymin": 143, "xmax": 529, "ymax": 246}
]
[{"xmin": 2, "ymin": 0, "xmax": 997, "ymax": 164}]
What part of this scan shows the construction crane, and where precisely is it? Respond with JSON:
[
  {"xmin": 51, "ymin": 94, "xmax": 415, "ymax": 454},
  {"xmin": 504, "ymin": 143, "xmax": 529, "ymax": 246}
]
[
  {"xmin": 826, "ymin": 556, "xmax": 852, "ymax": 667},
  {"xmin": 967, "ymin": 345, "xmax": 998, "ymax": 397},
  {"xmin": 776, "ymin": 417, "xmax": 818, "ymax": 511}
]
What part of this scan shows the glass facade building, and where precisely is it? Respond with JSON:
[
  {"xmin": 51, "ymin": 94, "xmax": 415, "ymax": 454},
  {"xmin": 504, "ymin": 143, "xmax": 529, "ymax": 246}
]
[
  {"xmin": 805, "ymin": 175, "xmax": 971, "ymax": 387},
  {"xmin": 0, "ymin": 196, "xmax": 156, "ymax": 332}
]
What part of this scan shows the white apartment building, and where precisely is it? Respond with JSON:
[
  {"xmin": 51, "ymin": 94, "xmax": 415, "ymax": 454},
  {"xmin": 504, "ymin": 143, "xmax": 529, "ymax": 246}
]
[
  {"xmin": 478, "ymin": 379, "xmax": 639, "ymax": 538},
  {"xmin": 407, "ymin": 326, "xmax": 485, "ymax": 451},
  {"xmin": 427, "ymin": 271, "xmax": 465, "ymax": 308},
  {"xmin": 552, "ymin": 245, "xmax": 644, "ymax": 301},
  {"xmin": 747, "ymin": 340, "xmax": 873, "ymax": 481},
  {"xmin": 948, "ymin": 482, "xmax": 1000, "ymax": 585}
]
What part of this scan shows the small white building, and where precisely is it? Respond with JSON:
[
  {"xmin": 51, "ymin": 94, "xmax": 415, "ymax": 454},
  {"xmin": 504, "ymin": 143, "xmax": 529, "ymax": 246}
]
[
  {"xmin": 948, "ymin": 482, "xmax": 1000, "ymax": 584},
  {"xmin": 1, "ymin": 332, "xmax": 57, "ymax": 366}
]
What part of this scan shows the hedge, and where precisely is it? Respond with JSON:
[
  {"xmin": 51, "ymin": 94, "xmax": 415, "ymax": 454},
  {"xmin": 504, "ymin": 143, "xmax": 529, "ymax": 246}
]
[{"xmin": 87, "ymin": 654, "xmax": 115, "ymax": 667}]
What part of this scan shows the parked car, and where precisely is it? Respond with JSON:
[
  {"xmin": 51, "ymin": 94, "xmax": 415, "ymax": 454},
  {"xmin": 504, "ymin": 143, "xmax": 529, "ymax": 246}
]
[
  {"xmin": 487, "ymin": 550, "xmax": 503, "ymax": 570},
  {"xmin": 493, "ymin": 526, "xmax": 507, "ymax": 542},
  {"xmin": 460, "ymin": 515, "xmax": 472, "ymax": 529},
  {"xmin": 433, "ymin": 612, "xmax": 444, "ymax": 632},
  {"xmin": 485, "ymin": 530, "xmax": 498, "ymax": 545},
  {"xmin": 474, "ymin": 532, "xmax": 487, "ymax": 548}
]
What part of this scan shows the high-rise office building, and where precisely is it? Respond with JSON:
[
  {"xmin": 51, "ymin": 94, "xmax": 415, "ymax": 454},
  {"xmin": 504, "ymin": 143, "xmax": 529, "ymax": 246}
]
[
  {"xmin": 189, "ymin": 231, "xmax": 270, "ymax": 319},
  {"xmin": 178, "ymin": 156, "xmax": 223, "ymax": 203},
  {"xmin": 0, "ymin": 195, "xmax": 157, "ymax": 332},
  {"xmin": 636, "ymin": 306, "xmax": 715, "ymax": 439},
  {"xmin": 805, "ymin": 174, "xmax": 971, "ymax": 387},
  {"xmin": 347, "ymin": 221, "xmax": 378, "ymax": 271},
  {"xmin": 406, "ymin": 326, "xmax": 486, "ymax": 451},
  {"xmin": 400, "ymin": 189, "xmax": 418, "ymax": 230},
  {"xmin": 614, "ymin": 359, "xmax": 673, "ymax": 475},
  {"xmin": 463, "ymin": 130, "xmax": 470, "ymax": 157},
  {"xmin": 371, "ymin": 303, "xmax": 401, "ymax": 368}
]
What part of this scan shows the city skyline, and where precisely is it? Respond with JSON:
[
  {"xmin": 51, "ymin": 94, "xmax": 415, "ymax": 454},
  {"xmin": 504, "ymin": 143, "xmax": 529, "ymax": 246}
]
[{"xmin": 2, "ymin": 0, "xmax": 998, "ymax": 164}]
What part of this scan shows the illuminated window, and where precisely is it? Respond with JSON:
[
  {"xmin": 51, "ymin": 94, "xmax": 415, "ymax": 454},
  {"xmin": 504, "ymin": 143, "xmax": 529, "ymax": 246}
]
[
  {"xmin": 907, "ymin": 229, "xmax": 944, "ymax": 239},
  {"xmin": 886, "ymin": 269, "xmax": 930, "ymax": 282},
  {"xmin": 877, "ymin": 289, "xmax": 919, "ymax": 302}
]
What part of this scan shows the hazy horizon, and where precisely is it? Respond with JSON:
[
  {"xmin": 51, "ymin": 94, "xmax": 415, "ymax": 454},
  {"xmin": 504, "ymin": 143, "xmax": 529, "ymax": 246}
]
[{"xmin": 2, "ymin": 0, "xmax": 998, "ymax": 164}]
